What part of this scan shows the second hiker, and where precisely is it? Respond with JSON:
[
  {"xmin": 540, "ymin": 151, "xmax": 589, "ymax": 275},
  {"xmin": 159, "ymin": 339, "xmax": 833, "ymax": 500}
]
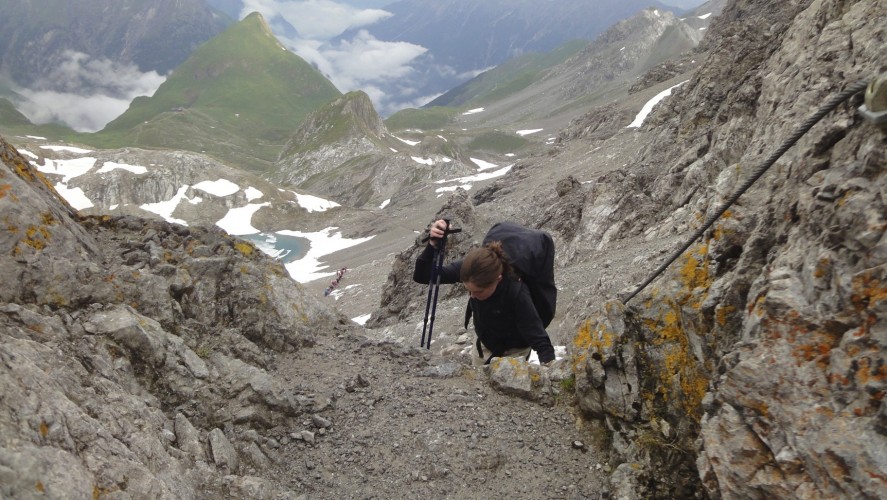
[{"xmin": 413, "ymin": 219, "xmax": 556, "ymax": 365}]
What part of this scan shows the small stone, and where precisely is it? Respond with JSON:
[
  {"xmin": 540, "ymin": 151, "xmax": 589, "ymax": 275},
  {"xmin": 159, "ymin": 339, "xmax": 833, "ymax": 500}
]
[
  {"xmin": 312, "ymin": 415, "xmax": 332, "ymax": 429},
  {"xmin": 301, "ymin": 431, "xmax": 316, "ymax": 444}
]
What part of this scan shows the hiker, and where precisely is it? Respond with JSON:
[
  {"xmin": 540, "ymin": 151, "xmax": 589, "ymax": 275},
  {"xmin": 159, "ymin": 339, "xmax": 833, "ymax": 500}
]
[{"xmin": 413, "ymin": 219, "xmax": 556, "ymax": 365}]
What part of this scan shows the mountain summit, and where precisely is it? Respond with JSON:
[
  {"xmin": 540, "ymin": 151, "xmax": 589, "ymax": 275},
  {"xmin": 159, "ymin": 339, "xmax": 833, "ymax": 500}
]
[{"xmin": 92, "ymin": 12, "xmax": 342, "ymax": 173}]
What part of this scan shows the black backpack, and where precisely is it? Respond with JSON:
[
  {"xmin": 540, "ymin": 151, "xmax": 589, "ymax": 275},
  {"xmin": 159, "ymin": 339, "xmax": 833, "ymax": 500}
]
[{"xmin": 464, "ymin": 222, "xmax": 557, "ymax": 328}]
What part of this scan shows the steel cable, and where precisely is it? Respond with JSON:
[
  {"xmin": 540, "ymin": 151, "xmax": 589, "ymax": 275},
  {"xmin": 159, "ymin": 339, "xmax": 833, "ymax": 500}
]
[{"xmin": 622, "ymin": 79, "xmax": 870, "ymax": 304}]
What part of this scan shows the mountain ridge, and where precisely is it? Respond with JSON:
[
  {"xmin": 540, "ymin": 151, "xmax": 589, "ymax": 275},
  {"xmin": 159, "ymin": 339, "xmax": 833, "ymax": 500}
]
[{"xmin": 88, "ymin": 12, "xmax": 342, "ymax": 174}]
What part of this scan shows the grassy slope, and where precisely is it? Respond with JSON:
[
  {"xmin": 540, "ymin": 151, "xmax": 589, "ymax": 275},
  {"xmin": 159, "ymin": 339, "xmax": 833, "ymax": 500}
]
[
  {"xmin": 384, "ymin": 40, "xmax": 585, "ymax": 134},
  {"xmin": 87, "ymin": 13, "xmax": 341, "ymax": 173}
]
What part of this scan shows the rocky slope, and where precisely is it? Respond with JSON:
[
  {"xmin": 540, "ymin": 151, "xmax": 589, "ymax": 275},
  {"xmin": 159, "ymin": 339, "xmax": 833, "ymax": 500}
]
[
  {"xmin": 445, "ymin": 2, "xmax": 723, "ymax": 136},
  {"xmin": 274, "ymin": 91, "xmax": 480, "ymax": 208},
  {"xmin": 369, "ymin": 0, "xmax": 886, "ymax": 497},
  {"xmin": 0, "ymin": 136, "xmax": 610, "ymax": 498}
]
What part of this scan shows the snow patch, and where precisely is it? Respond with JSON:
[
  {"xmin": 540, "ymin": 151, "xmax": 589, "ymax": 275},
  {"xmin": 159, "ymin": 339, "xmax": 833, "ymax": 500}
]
[
  {"xmin": 393, "ymin": 135, "xmax": 420, "ymax": 146},
  {"xmin": 352, "ymin": 314, "xmax": 371, "ymax": 325},
  {"xmin": 216, "ymin": 203, "xmax": 270, "ymax": 235},
  {"xmin": 279, "ymin": 227, "xmax": 375, "ymax": 283},
  {"xmin": 194, "ymin": 179, "xmax": 240, "ymax": 197},
  {"xmin": 140, "ymin": 185, "xmax": 192, "ymax": 225},
  {"xmin": 516, "ymin": 128, "xmax": 543, "ymax": 136},
  {"xmin": 244, "ymin": 186, "xmax": 264, "ymax": 201},
  {"xmin": 40, "ymin": 145, "xmax": 93, "ymax": 154},
  {"xmin": 627, "ymin": 80, "xmax": 688, "ymax": 128},
  {"xmin": 470, "ymin": 158, "xmax": 499, "ymax": 171},
  {"xmin": 295, "ymin": 193, "xmax": 340, "ymax": 213},
  {"xmin": 96, "ymin": 161, "xmax": 148, "ymax": 175},
  {"xmin": 53, "ymin": 184, "xmax": 93, "ymax": 211}
]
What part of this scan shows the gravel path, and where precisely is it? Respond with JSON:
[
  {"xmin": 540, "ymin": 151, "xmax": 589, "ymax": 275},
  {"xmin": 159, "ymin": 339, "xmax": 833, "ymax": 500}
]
[{"xmin": 269, "ymin": 332, "xmax": 610, "ymax": 499}]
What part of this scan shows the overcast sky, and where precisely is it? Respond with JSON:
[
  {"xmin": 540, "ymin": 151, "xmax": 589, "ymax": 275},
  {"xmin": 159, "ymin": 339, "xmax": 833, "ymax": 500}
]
[
  {"xmin": 19, "ymin": 0, "xmax": 710, "ymax": 131},
  {"xmin": 239, "ymin": 0, "xmax": 440, "ymax": 114}
]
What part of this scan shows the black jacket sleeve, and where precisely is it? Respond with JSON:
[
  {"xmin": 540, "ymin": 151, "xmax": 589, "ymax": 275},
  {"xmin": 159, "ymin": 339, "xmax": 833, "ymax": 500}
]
[
  {"xmin": 512, "ymin": 287, "xmax": 556, "ymax": 363},
  {"xmin": 413, "ymin": 244, "xmax": 463, "ymax": 285}
]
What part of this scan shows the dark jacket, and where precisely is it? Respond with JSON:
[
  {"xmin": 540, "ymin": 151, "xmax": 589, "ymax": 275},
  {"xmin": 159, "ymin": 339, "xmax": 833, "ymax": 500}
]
[{"xmin": 413, "ymin": 244, "xmax": 556, "ymax": 363}]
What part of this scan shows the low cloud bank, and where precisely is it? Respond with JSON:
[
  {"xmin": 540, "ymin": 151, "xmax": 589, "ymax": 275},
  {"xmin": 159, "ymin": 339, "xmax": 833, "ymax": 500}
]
[{"xmin": 15, "ymin": 51, "xmax": 165, "ymax": 132}]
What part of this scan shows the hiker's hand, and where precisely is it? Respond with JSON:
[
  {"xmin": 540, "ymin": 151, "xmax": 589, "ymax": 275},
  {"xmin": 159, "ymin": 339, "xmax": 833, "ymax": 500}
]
[{"xmin": 428, "ymin": 220, "xmax": 448, "ymax": 247}]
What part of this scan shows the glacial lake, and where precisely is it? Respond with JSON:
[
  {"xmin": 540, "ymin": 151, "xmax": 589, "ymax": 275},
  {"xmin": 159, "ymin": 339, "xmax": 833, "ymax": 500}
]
[{"xmin": 240, "ymin": 232, "xmax": 309, "ymax": 264}]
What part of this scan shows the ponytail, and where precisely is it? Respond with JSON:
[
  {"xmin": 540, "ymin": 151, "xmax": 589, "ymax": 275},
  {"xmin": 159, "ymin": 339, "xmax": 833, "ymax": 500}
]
[{"xmin": 460, "ymin": 241, "xmax": 512, "ymax": 286}]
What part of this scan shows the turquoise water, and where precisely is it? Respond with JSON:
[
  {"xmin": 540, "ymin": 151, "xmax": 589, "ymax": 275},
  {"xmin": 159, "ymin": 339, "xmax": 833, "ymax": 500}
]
[{"xmin": 240, "ymin": 232, "xmax": 309, "ymax": 264}]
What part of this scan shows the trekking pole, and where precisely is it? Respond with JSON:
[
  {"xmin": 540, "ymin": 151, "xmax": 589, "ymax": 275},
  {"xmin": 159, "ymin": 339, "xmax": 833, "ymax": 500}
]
[
  {"xmin": 420, "ymin": 221, "xmax": 461, "ymax": 348},
  {"xmin": 423, "ymin": 234, "xmax": 448, "ymax": 349},
  {"xmin": 420, "ymin": 243, "xmax": 441, "ymax": 348}
]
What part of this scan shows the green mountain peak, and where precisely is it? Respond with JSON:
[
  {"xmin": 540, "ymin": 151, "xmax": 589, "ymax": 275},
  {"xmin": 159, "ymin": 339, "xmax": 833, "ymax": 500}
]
[{"xmin": 90, "ymin": 12, "xmax": 342, "ymax": 173}]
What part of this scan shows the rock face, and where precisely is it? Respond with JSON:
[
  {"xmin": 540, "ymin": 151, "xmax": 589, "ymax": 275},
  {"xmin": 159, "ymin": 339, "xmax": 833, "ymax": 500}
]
[
  {"xmin": 0, "ymin": 136, "xmax": 349, "ymax": 497},
  {"xmin": 554, "ymin": 7, "xmax": 703, "ymax": 101},
  {"xmin": 274, "ymin": 91, "xmax": 474, "ymax": 208},
  {"xmin": 561, "ymin": 0, "xmax": 886, "ymax": 497},
  {"xmin": 21, "ymin": 144, "xmax": 335, "ymax": 235}
]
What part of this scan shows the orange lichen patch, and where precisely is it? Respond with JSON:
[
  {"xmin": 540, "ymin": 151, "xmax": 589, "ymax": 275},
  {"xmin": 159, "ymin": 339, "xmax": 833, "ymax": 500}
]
[
  {"xmin": 234, "ymin": 241, "xmax": 254, "ymax": 257},
  {"xmin": 716, "ymin": 305, "xmax": 737, "ymax": 326},
  {"xmin": 732, "ymin": 396, "xmax": 769, "ymax": 417},
  {"xmin": 678, "ymin": 243, "xmax": 711, "ymax": 309},
  {"xmin": 763, "ymin": 311, "xmax": 840, "ymax": 370},
  {"xmin": 22, "ymin": 225, "xmax": 51, "ymax": 250},
  {"xmin": 663, "ymin": 346, "xmax": 708, "ymax": 419},
  {"xmin": 815, "ymin": 405, "xmax": 836, "ymax": 417},
  {"xmin": 573, "ymin": 320, "xmax": 593, "ymax": 360},
  {"xmin": 93, "ymin": 485, "xmax": 115, "ymax": 500},
  {"xmin": 643, "ymin": 303, "xmax": 707, "ymax": 420},
  {"xmin": 850, "ymin": 271, "xmax": 887, "ymax": 312},
  {"xmin": 813, "ymin": 258, "xmax": 831, "ymax": 279},
  {"xmin": 39, "ymin": 421, "xmax": 49, "ymax": 438},
  {"xmin": 35, "ymin": 481, "xmax": 45, "ymax": 493},
  {"xmin": 11, "ymin": 156, "xmax": 35, "ymax": 182},
  {"xmin": 0, "ymin": 183, "xmax": 11, "ymax": 199},
  {"xmin": 41, "ymin": 212, "xmax": 57, "ymax": 225},
  {"xmin": 796, "ymin": 342, "xmax": 834, "ymax": 363},
  {"xmin": 855, "ymin": 357, "xmax": 887, "ymax": 386}
]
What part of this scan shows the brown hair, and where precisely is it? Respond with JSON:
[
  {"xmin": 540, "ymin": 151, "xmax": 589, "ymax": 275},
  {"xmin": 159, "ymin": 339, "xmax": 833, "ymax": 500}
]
[{"xmin": 460, "ymin": 241, "xmax": 512, "ymax": 287}]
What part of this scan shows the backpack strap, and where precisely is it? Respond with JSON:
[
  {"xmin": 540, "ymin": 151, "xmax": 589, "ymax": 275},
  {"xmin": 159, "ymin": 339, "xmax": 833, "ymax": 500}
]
[{"xmin": 464, "ymin": 301, "xmax": 472, "ymax": 329}]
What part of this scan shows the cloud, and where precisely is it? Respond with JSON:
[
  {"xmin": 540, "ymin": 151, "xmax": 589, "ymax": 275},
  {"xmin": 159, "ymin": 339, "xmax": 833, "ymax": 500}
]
[
  {"xmin": 241, "ymin": 1, "xmax": 433, "ymax": 115},
  {"xmin": 15, "ymin": 50, "xmax": 166, "ymax": 132},
  {"xmin": 319, "ymin": 30, "xmax": 427, "ymax": 87},
  {"xmin": 241, "ymin": 0, "xmax": 392, "ymax": 38},
  {"xmin": 279, "ymin": 29, "xmax": 429, "ymax": 114}
]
